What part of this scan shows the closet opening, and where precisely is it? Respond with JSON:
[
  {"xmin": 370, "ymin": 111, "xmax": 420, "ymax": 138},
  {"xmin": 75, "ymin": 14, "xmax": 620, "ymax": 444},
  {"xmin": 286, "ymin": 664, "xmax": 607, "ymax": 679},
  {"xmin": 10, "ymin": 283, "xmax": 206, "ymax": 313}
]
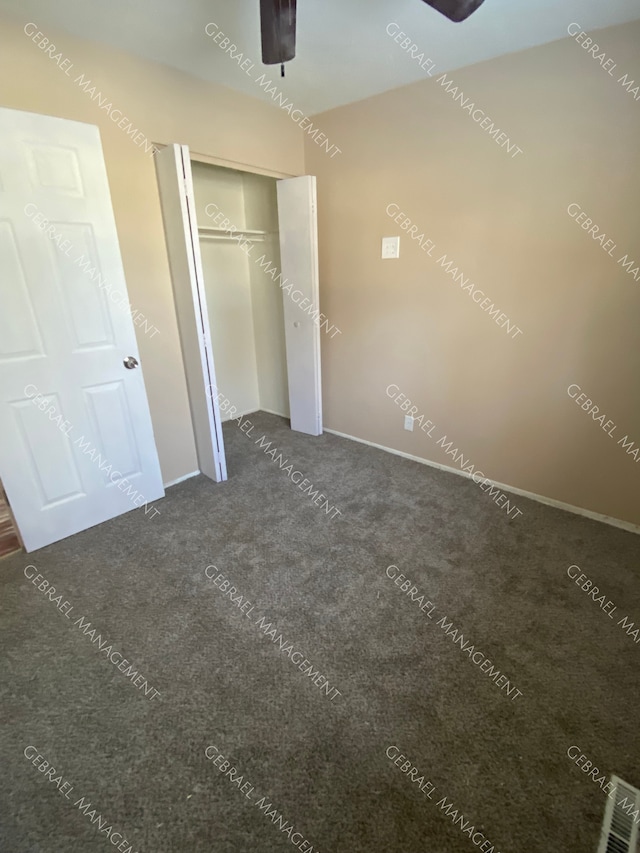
[
  {"xmin": 191, "ymin": 161, "xmax": 290, "ymax": 431},
  {"xmin": 155, "ymin": 144, "xmax": 323, "ymax": 484}
]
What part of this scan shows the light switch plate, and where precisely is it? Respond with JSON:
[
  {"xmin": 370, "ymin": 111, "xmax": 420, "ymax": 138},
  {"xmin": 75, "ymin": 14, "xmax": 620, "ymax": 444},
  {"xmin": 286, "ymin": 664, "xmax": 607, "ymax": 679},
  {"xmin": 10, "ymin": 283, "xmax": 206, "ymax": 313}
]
[{"xmin": 382, "ymin": 236, "xmax": 400, "ymax": 259}]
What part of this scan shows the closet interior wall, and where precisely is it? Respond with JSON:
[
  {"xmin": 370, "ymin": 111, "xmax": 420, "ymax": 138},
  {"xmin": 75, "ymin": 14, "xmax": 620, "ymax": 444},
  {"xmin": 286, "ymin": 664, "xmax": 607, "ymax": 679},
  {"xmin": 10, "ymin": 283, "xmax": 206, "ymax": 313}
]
[{"xmin": 190, "ymin": 162, "xmax": 289, "ymax": 422}]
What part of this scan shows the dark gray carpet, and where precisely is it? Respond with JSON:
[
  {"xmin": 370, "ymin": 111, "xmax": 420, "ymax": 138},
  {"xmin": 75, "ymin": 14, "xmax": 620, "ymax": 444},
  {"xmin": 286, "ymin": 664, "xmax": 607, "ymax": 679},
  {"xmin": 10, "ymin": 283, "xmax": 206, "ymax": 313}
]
[{"xmin": 1, "ymin": 411, "xmax": 639, "ymax": 852}]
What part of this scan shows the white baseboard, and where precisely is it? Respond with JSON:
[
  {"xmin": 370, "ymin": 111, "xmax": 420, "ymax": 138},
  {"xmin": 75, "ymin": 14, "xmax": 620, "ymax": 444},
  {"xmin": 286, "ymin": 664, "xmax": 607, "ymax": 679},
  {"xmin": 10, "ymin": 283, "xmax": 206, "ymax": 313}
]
[
  {"xmin": 220, "ymin": 407, "xmax": 288, "ymax": 423},
  {"xmin": 324, "ymin": 427, "xmax": 640, "ymax": 537},
  {"xmin": 259, "ymin": 407, "xmax": 289, "ymax": 419},
  {"xmin": 220, "ymin": 407, "xmax": 259, "ymax": 423},
  {"xmin": 164, "ymin": 470, "xmax": 200, "ymax": 488}
]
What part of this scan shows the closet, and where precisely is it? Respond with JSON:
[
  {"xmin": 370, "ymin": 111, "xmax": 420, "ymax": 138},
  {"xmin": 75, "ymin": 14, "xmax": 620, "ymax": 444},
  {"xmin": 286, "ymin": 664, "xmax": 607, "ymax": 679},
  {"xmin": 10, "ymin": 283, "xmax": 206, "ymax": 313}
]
[
  {"xmin": 190, "ymin": 162, "xmax": 289, "ymax": 423},
  {"xmin": 154, "ymin": 144, "xmax": 322, "ymax": 484}
]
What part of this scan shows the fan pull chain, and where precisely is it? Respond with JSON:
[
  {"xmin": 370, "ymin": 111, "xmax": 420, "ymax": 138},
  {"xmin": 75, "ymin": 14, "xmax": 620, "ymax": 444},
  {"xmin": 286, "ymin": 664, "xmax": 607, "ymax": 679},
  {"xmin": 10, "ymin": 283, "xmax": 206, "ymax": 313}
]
[{"xmin": 281, "ymin": 63, "xmax": 285, "ymax": 77}]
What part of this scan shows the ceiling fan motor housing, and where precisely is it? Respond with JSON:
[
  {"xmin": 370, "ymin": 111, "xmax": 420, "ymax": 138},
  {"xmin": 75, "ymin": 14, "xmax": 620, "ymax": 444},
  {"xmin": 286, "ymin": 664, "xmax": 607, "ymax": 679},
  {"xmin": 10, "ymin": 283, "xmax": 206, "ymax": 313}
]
[
  {"xmin": 260, "ymin": 0, "xmax": 297, "ymax": 65},
  {"xmin": 422, "ymin": 0, "xmax": 486, "ymax": 22}
]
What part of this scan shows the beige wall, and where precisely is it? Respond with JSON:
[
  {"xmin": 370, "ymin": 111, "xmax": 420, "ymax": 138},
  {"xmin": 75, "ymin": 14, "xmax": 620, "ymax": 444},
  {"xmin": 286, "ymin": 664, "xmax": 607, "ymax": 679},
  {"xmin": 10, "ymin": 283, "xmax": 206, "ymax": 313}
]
[
  {"xmin": 0, "ymin": 10, "xmax": 304, "ymax": 484},
  {"xmin": 306, "ymin": 21, "xmax": 640, "ymax": 527}
]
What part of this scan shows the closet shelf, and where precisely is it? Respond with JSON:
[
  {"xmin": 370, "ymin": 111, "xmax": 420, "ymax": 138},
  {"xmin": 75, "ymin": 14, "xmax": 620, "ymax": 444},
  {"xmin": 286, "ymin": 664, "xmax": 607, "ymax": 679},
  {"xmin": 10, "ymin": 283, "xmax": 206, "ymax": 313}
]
[{"xmin": 198, "ymin": 226, "xmax": 269, "ymax": 242}]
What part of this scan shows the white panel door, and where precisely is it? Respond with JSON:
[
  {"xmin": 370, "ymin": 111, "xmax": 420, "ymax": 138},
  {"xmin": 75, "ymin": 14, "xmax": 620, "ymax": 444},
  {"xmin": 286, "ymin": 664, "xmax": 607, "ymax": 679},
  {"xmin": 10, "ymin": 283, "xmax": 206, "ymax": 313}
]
[
  {"xmin": 0, "ymin": 107, "xmax": 164, "ymax": 552},
  {"xmin": 154, "ymin": 144, "xmax": 227, "ymax": 482},
  {"xmin": 276, "ymin": 176, "xmax": 322, "ymax": 436}
]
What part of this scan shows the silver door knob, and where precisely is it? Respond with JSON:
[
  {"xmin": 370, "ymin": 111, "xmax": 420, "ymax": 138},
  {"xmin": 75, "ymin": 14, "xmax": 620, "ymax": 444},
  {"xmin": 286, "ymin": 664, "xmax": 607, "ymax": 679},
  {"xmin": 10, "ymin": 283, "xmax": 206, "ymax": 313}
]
[{"xmin": 123, "ymin": 356, "xmax": 139, "ymax": 369}]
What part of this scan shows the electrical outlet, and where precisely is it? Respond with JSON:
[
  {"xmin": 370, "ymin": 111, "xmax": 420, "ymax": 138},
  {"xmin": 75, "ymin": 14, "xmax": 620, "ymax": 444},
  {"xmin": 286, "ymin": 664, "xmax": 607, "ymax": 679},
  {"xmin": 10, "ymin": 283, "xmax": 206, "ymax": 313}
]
[
  {"xmin": 382, "ymin": 236, "xmax": 400, "ymax": 259},
  {"xmin": 404, "ymin": 415, "xmax": 414, "ymax": 431}
]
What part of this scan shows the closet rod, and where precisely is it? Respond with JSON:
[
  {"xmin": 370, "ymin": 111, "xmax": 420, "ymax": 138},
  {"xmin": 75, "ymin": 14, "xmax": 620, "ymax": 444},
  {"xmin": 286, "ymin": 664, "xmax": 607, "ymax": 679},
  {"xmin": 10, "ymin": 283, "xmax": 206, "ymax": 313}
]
[
  {"xmin": 198, "ymin": 226, "xmax": 270, "ymax": 234},
  {"xmin": 198, "ymin": 233, "xmax": 266, "ymax": 242}
]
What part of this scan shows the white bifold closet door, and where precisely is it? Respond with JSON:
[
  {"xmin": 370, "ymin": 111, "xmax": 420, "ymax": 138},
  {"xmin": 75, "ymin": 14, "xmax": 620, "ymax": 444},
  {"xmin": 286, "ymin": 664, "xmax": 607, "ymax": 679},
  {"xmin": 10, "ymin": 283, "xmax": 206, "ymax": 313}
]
[
  {"xmin": 277, "ymin": 176, "xmax": 323, "ymax": 437},
  {"xmin": 154, "ymin": 144, "xmax": 322, "ymax": 483},
  {"xmin": 154, "ymin": 144, "xmax": 227, "ymax": 482}
]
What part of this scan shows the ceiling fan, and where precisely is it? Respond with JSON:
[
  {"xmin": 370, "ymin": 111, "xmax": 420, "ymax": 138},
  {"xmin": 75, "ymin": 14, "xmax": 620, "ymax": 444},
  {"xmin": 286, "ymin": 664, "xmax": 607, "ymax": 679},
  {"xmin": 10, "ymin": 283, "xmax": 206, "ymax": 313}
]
[{"xmin": 259, "ymin": 0, "xmax": 486, "ymax": 76}]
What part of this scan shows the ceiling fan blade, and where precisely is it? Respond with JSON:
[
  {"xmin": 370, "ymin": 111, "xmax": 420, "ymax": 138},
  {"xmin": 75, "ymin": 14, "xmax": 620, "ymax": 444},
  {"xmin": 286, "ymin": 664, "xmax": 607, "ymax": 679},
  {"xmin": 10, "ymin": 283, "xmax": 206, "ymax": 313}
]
[
  {"xmin": 420, "ymin": 0, "xmax": 486, "ymax": 22},
  {"xmin": 260, "ymin": 0, "xmax": 297, "ymax": 65}
]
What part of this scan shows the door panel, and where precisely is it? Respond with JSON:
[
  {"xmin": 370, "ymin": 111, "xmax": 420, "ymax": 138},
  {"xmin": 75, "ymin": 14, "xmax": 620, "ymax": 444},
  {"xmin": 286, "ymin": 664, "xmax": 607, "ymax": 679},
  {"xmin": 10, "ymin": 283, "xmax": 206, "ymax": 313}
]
[
  {"xmin": 0, "ymin": 220, "xmax": 46, "ymax": 358},
  {"xmin": 83, "ymin": 381, "xmax": 141, "ymax": 478},
  {"xmin": 49, "ymin": 223, "xmax": 116, "ymax": 348},
  {"xmin": 154, "ymin": 144, "xmax": 227, "ymax": 482},
  {"xmin": 10, "ymin": 394, "xmax": 83, "ymax": 504},
  {"xmin": 276, "ymin": 176, "xmax": 322, "ymax": 436},
  {"xmin": 0, "ymin": 108, "xmax": 164, "ymax": 552}
]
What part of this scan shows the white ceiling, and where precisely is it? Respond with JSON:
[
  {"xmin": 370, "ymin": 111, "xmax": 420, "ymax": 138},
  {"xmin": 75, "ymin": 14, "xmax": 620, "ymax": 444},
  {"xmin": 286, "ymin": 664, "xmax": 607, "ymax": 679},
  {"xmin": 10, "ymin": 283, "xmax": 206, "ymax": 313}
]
[{"xmin": 3, "ymin": 0, "xmax": 639, "ymax": 114}]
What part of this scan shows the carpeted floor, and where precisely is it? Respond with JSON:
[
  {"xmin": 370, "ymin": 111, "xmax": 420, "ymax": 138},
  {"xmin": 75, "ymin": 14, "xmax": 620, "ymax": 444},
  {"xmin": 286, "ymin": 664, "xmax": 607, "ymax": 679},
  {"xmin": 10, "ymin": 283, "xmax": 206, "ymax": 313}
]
[{"xmin": 1, "ymin": 411, "xmax": 639, "ymax": 852}]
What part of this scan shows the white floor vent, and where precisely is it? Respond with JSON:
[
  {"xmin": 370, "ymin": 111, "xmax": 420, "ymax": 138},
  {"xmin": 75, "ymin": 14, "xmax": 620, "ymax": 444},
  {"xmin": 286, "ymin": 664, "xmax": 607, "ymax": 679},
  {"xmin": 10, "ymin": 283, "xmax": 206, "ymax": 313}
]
[{"xmin": 598, "ymin": 776, "xmax": 640, "ymax": 853}]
